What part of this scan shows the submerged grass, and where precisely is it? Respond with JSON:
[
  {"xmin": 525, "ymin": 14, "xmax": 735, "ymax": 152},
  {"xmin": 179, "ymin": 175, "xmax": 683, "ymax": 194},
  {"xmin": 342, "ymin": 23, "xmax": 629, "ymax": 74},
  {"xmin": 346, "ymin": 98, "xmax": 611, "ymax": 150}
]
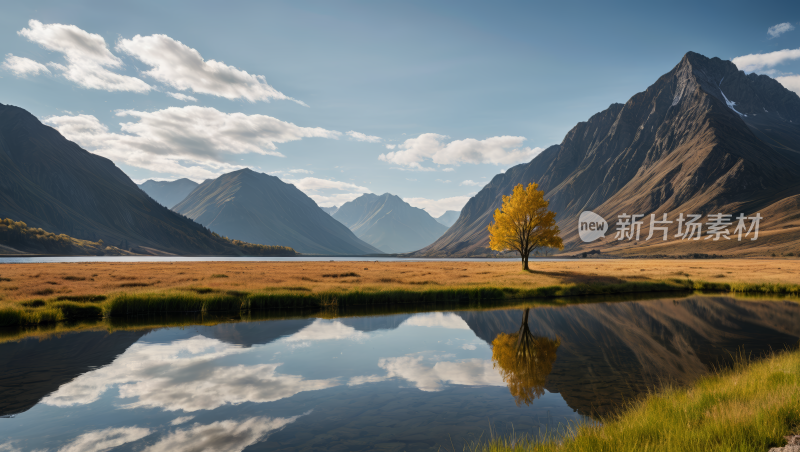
[
  {"xmin": 0, "ymin": 277, "xmax": 796, "ymax": 327},
  {"xmin": 471, "ymin": 349, "xmax": 800, "ymax": 452}
]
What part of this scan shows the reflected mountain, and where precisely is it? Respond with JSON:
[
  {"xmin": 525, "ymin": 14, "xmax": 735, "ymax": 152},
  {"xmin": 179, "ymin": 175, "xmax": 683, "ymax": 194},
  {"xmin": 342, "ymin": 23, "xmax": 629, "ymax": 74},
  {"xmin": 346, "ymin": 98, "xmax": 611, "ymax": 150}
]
[
  {"xmin": 459, "ymin": 296, "xmax": 800, "ymax": 416},
  {"xmin": 491, "ymin": 308, "xmax": 560, "ymax": 406}
]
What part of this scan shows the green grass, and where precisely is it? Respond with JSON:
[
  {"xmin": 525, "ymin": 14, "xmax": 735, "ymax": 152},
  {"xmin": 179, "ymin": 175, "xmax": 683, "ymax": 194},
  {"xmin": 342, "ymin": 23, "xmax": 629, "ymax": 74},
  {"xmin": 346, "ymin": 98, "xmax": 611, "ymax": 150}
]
[
  {"xmin": 0, "ymin": 278, "xmax": 797, "ymax": 327},
  {"xmin": 470, "ymin": 349, "xmax": 800, "ymax": 452}
]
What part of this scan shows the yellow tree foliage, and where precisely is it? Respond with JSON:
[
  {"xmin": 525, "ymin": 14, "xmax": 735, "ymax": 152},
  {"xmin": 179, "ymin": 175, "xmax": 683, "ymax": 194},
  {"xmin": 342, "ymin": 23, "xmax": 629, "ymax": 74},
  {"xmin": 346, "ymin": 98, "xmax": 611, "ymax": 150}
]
[
  {"xmin": 491, "ymin": 311, "xmax": 560, "ymax": 406},
  {"xmin": 487, "ymin": 183, "xmax": 563, "ymax": 270}
]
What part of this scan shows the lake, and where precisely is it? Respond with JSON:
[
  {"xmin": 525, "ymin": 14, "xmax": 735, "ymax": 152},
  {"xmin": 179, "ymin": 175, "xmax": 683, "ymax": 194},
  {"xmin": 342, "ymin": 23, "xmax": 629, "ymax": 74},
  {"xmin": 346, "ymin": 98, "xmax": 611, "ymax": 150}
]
[
  {"xmin": 2, "ymin": 295, "xmax": 799, "ymax": 451},
  {"xmin": 0, "ymin": 256, "xmax": 570, "ymax": 264}
]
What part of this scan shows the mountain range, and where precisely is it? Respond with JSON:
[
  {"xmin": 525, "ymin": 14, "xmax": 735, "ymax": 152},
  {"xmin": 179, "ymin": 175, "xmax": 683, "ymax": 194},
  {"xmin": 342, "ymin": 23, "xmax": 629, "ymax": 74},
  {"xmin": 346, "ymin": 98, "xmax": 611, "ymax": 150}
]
[
  {"xmin": 138, "ymin": 178, "xmax": 199, "ymax": 209},
  {"xmin": 435, "ymin": 210, "xmax": 460, "ymax": 228},
  {"xmin": 332, "ymin": 193, "xmax": 448, "ymax": 253},
  {"xmin": 173, "ymin": 169, "xmax": 382, "ymax": 255},
  {"xmin": 0, "ymin": 103, "xmax": 258, "ymax": 255},
  {"xmin": 418, "ymin": 52, "xmax": 800, "ymax": 257}
]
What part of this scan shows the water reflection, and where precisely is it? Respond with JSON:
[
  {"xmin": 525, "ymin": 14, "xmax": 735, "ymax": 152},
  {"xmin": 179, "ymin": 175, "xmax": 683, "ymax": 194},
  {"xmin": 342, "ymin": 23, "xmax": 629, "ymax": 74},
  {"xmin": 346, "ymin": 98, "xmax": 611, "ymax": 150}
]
[
  {"xmin": 491, "ymin": 308, "xmax": 560, "ymax": 406},
  {"xmin": 1, "ymin": 295, "xmax": 799, "ymax": 451}
]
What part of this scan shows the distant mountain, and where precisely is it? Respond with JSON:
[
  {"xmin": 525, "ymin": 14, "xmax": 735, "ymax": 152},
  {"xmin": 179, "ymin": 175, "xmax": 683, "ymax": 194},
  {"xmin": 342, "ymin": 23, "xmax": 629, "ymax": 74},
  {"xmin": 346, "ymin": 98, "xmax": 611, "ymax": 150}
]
[
  {"xmin": 138, "ymin": 178, "xmax": 199, "ymax": 209},
  {"xmin": 435, "ymin": 210, "xmax": 460, "ymax": 228},
  {"xmin": 173, "ymin": 169, "xmax": 382, "ymax": 255},
  {"xmin": 0, "ymin": 103, "xmax": 257, "ymax": 255},
  {"xmin": 321, "ymin": 206, "xmax": 339, "ymax": 215},
  {"xmin": 332, "ymin": 193, "xmax": 448, "ymax": 253},
  {"xmin": 417, "ymin": 52, "xmax": 800, "ymax": 257}
]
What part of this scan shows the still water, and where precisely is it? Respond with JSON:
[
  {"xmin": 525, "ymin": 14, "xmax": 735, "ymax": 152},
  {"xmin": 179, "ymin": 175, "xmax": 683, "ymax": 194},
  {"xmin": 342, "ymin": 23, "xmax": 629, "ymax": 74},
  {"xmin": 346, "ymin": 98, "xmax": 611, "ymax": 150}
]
[
  {"xmin": 0, "ymin": 256, "xmax": 566, "ymax": 264},
  {"xmin": 1, "ymin": 295, "xmax": 799, "ymax": 451}
]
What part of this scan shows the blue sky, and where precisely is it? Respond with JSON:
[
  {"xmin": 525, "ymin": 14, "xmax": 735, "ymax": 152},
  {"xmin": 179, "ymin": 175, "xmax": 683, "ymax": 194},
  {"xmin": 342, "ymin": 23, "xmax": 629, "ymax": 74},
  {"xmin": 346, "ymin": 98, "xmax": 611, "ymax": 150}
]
[{"xmin": 1, "ymin": 0, "xmax": 799, "ymax": 216}]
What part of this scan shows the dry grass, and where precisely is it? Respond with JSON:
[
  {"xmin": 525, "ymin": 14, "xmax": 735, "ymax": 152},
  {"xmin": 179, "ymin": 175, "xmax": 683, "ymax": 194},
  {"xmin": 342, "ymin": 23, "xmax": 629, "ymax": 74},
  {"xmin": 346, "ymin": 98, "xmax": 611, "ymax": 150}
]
[{"xmin": 0, "ymin": 259, "xmax": 798, "ymax": 304}]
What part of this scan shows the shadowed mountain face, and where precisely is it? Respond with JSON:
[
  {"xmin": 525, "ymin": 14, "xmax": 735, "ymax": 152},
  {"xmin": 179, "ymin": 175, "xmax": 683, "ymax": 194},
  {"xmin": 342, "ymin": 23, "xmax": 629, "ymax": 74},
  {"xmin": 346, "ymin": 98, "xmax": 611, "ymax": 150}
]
[
  {"xmin": 458, "ymin": 296, "xmax": 800, "ymax": 417},
  {"xmin": 173, "ymin": 169, "xmax": 382, "ymax": 255},
  {"xmin": 332, "ymin": 193, "xmax": 448, "ymax": 253},
  {"xmin": 138, "ymin": 179, "xmax": 199, "ymax": 209},
  {"xmin": 417, "ymin": 52, "xmax": 800, "ymax": 256},
  {"xmin": 0, "ymin": 104, "xmax": 245, "ymax": 255},
  {"xmin": 435, "ymin": 210, "xmax": 460, "ymax": 228}
]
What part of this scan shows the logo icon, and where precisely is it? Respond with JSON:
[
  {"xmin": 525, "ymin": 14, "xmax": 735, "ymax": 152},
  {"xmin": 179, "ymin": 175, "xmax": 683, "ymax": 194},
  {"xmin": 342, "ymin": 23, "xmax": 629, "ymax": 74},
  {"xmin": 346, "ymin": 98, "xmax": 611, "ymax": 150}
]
[{"xmin": 578, "ymin": 211, "xmax": 607, "ymax": 242}]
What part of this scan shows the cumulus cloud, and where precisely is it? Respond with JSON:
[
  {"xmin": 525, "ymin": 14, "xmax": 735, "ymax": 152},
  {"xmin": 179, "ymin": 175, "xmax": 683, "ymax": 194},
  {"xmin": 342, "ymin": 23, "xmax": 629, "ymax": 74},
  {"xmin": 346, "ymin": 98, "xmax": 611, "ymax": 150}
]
[
  {"xmin": 385, "ymin": 144, "xmax": 396, "ymax": 150},
  {"xmin": 116, "ymin": 34, "xmax": 304, "ymax": 105},
  {"xmin": 18, "ymin": 20, "xmax": 151, "ymax": 92},
  {"xmin": 378, "ymin": 356, "xmax": 504, "ymax": 392},
  {"xmin": 143, "ymin": 415, "xmax": 304, "ymax": 452},
  {"xmin": 45, "ymin": 106, "xmax": 340, "ymax": 179},
  {"xmin": 170, "ymin": 416, "xmax": 195, "ymax": 426},
  {"xmin": 346, "ymin": 131, "xmax": 382, "ymax": 143},
  {"xmin": 460, "ymin": 180, "xmax": 482, "ymax": 186},
  {"xmin": 2, "ymin": 54, "xmax": 50, "ymax": 77},
  {"xmin": 442, "ymin": 168, "xmax": 455, "ymax": 172},
  {"xmin": 58, "ymin": 427, "xmax": 152, "ymax": 452},
  {"xmin": 403, "ymin": 195, "xmax": 472, "ymax": 217},
  {"xmin": 379, "ymin": 133, "xmax": 543, "ymax": 170},
  {"xmin": 768, "ymin": 22, "xmax": 795, "ymax": 38},
  {"xmin": 776, "ymin": 74, "xmax": 800, "ymax": 95},
  {"xmin": 402, "ymin": 312, "xmax": 471, "ymax": 330},
  {"xmin": 287, "ymin": 169, "xmax": 313, "ymax": 174},
  {"xmin": 42, "ymin": 336, "xmax": 338, "ymax": 412},
  {"xmin": 283, "ymin": 177, "xmax": 370, "ymax": 207},
  {"xmin": 285, "ymin": 319, "xmax": 369, "ymax": 342},
  {"xmin": 733, "ymin": 48, "xmax": 800, "ymax": 72},
  {"xmin": 167, "ymin": 92, "xmax": 197, "ymax": 102}
]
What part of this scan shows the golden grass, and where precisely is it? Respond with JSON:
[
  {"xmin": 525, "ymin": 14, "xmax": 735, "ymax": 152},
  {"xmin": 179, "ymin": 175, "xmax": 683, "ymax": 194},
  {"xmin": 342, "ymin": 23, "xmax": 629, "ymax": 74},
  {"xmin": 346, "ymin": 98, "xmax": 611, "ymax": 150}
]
[{"xmin": 472, "ymin": 348, "xmax": 800, "ymax": 452}]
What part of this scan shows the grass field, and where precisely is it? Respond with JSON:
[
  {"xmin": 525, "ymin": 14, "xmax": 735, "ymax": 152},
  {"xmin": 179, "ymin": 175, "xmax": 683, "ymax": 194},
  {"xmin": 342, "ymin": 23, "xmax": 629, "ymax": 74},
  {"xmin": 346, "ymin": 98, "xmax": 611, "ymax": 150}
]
[
  {"xmin": 0, "ymin": 259, "xmax": 799, "ymax": 327},
  {"xmin": 471, "ymin": 348, "xmax": 800, "ymax": 452}
]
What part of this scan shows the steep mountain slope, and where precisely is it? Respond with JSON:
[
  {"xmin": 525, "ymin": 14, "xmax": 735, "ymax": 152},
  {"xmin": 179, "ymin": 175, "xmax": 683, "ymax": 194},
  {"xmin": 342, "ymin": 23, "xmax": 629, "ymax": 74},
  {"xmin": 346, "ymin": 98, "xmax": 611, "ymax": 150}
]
[
  {"xmin": 418, "ymin": 52, "xmax": 800, "ymax": 256},
  {"xmin": 173, "ymin": 169, "xmax": 382, "ymax": 255},
  {"xmin": 139, "ymin": 178, "xmax": 199, "ymax": 209},
  {"xmin": 0, "ymin": 103, "xmax": 250, "ymax": 255},
  {"xmin": 435, "ymin": 210, "xmax": 460, "ymax": 227},
  {"xmin": 332, "ymin": 193, "xmax": 447, "ymax": 253},
  {"xmin": 321, "ymin": 206, "xmax": 339, "ymax": 215}
]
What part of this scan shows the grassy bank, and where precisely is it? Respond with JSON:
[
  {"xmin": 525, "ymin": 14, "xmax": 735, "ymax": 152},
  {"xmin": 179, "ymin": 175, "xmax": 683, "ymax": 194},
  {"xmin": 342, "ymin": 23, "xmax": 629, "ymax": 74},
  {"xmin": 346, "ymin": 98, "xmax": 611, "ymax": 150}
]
[
  {"xmin": 1, "ymin": 276, "xmax": 799, "ymax": 327},
  {"xmin": 473, "ymin": 348, "xmax": 800, "ymax": 452}
]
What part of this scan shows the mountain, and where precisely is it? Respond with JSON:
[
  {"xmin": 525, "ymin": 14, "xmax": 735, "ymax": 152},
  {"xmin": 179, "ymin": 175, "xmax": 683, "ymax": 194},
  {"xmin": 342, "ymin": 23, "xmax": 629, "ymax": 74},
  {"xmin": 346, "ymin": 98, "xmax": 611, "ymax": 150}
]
[
  {"xmin": 138, "ymin": 178, "xmax": 199, "ymax": 209},
  {"xmin": 435, "ymin": 210, "xmax": 460, "ymax": 228},
  {"xmin": 332, "ymin": 193, "xmax": 448, "ymax": 253},
  {"xmin": 417, "ymin": 52, "xmax": 800, "ymax": 257},
  {"xmin": 321, "ymin": 206, "xmax": 339, "ymax": 215},
  {"xmin": 173, "ymin": 169, "xmax": 382, "ymax": 255},
  {"xmin": 0, "ymin": 103, "xmax": 259, "ymax": 255}
]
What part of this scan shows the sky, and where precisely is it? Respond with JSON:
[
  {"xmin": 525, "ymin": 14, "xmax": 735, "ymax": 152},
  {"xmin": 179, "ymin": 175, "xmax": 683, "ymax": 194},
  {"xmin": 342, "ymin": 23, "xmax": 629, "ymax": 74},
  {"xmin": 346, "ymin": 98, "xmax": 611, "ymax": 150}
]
[{"xmin": 1, "ymin": 0, "xmax": 799, "ymax": 217}]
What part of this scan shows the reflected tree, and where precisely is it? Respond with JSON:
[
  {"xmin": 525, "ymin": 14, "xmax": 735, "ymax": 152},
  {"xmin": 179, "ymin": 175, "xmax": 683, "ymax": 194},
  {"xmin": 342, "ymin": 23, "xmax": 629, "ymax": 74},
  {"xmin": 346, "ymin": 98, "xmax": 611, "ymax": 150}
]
[{"xmin": 491, "ymin": 308, "xmax": 560, "ymax": 406}]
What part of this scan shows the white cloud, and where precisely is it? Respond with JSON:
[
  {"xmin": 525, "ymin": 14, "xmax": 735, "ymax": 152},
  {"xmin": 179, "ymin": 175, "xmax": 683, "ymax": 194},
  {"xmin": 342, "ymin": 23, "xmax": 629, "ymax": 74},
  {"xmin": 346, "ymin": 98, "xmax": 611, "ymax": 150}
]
[
  {"xmin": 768, "ymin": 22, "xmax": 795, "ymax": 38},
  {"xmin": 42, "ymin": 336, "xmax": 338, "ymax": 412},
  {"xmin": 346, "ymin": 131, "xmax": 382, "ymax": 143},
  {"xmin": 378, "ymin": 356, "xmax": 504, "ymax": 392},
  {"xmin": 45, "ymin": 106, "xmax": 340, "ymax": 180},
  {"xmin": 287, "ymin": 168, "xmax": 313, "ymax": 174},
  {"xmin": 58, "ymin": 427, "xmax": 152, "ymax": 452},
  {"xmin": 385, "ymin": 144, "xmax": 396, "ymax": 150},
  {"xmin": 460, "ymin": 180, "xmax": 482, "ymax": 186},
  {"xmin": 462, "ymin": 344, "xmax": 477, "ymax": 350},
  {"xmin": 402, "ymin": 313, "xmax": 471, "ymax": 330},
  {"xmin": 404, "ymin": 195, "xmax": 472, "ymax": 217},
  {"xmin": 442, "ymin": 168, "xmax": 455, "ymax": 172},
  {"xmin": 167, "ymin": 92, "xmax": 197, "ymax": 102},
  {"xmin": 379, "ymin": 133, "xmax": 543, "ymax": 169},
  {"xmin": 733, "ymin": 48, "xmax": 800, "ymax": 72},
  {"xmin": 776, "ymin": 74, "xmax": 800, "ymax": 95},
  {"xmin": 116, "ymin": 34, "xmax": 304, "ymax": 105},
  {"xmin": 170, "ymin": 416, "xmax": 195, "ymax": 426},
  {"xmin": 283, "ymin": 177, "xmax": 370, "ymax": 207},
  {"xmin": 2, "ymin": 54, "xmax": 50, "ymax": 77},
  {"xmin": 285, "ymin": 319, "xmax": 369, "ymax": 342},
  {"xmin": 18, "ymin": 20, "xmax": 151, "ymax": 93},
  {"xmin": 347, "ymin": 374, "xmax": 388, "ymax": 386},
  {"xmin": 435, "ymin": 179, "xmax": 451, "ymax": 183},
  {"xmin": 143, "ymin": 415, "xmax": 304, "ymax": 452}
]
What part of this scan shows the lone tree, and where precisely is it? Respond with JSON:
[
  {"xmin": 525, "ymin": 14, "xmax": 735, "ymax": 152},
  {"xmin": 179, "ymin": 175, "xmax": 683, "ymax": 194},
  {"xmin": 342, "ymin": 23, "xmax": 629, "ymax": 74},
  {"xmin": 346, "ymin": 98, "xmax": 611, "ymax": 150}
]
[{"xmin": 488, "ymin": 183, "xmax": 563, "ymax": 270}]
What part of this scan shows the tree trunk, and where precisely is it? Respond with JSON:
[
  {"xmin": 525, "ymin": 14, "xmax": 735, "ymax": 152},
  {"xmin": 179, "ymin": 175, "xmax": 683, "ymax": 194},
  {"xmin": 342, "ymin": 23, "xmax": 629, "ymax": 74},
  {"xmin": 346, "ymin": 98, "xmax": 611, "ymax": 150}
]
[{"xmin": 522, "ymin": 253, "xmax": 529, "ymax": 271}]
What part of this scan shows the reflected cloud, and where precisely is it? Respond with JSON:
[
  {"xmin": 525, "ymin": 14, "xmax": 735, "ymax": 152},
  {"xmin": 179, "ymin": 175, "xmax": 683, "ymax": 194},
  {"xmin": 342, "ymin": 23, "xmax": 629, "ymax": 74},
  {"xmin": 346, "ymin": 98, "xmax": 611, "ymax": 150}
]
[
  {"xmin": 170, "ymin": 416, "xmax": 195, "ymax": 426},
  {"xmin": 143, "ymin": 415, "xmax": 304, "ymax": 452},
  {"xmin": 402, "ymin": 312, "xmax": 471, "ymax": 330},
  {"xmin": 43, "ymin": 336, "xmax": 337, "ymax": 412},
  {"xmin": 347, "ymin": 374, "xmax": 388, "ymax": 386},
  {"xmin": 58, "ymin": 426, "xmax": 151, "ymax": 452},
  {"xmin": 285, "ymin": 319, "xmax": 369, "ymax": 342},
  {"xmin": 378, "ymin": 356, "xmax": 504, "ymax": 392}
]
